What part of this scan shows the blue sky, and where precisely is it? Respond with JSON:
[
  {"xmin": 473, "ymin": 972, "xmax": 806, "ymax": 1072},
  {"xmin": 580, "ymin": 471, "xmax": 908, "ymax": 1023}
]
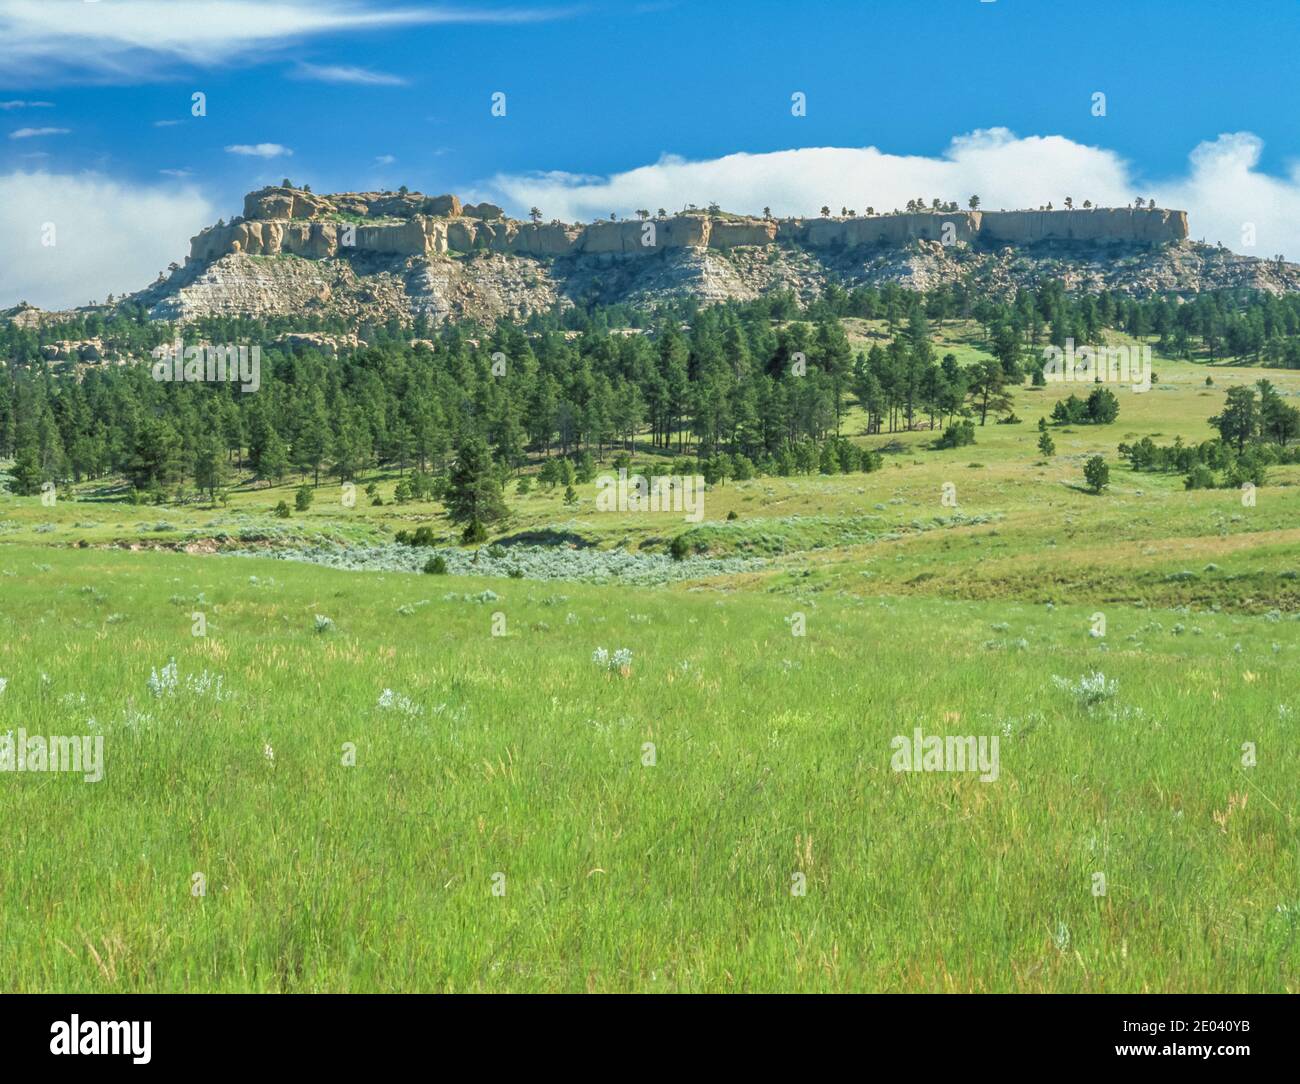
[{"xmin": 3, "ymin": 0, "xmax": 1300, "ymax": 308}]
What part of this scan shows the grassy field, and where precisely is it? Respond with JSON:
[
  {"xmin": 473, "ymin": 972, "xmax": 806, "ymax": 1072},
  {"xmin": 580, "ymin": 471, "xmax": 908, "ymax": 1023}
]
[{"xmin": 1, "ymin": 333, "xmax": 1298, "ymax": 992}]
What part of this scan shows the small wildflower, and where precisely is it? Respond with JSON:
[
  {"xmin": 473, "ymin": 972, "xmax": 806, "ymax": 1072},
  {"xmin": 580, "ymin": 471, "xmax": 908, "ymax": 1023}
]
[
  {"xmin": 377, "ymin": 688, "xmax": 421, "ymax": 717},
  {"xmin": 148, "ymin": 659, "xmax": 179, "ymax": 698},
  {"xmin": 592, "ymin": 647, "xmax": 633, "ymax": 674}
]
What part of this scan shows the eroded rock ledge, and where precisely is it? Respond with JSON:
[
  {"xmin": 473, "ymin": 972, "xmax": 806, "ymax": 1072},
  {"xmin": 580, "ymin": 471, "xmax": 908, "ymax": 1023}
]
[{"xmin": 187, "ymin": 186, "xmax": 1189, "ymax": 265}]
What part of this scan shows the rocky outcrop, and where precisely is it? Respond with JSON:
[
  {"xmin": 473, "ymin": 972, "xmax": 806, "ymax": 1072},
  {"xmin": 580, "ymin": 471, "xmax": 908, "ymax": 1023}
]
[
  {"xmin": 463, "ymin": 202, "xmax": 505, "ymax": 220},
  {"xmin": 784, "ymin": 211, "xmax": 980, "ymax": 247},
  {"xmin": 272, "ymin": 331, "xmax": 360, "ymax": 356},
  {"xmin": 140, "ymin": 250, "xmax": 563, "ymax": 326},
  {"xmin": 980, "ymin": 208, "xmax": 1187, "ymax": 245},
  {"xmin": 134, "ymin": 229, "xmax": 1300, "ymax": 331},
  {"xmin": 108, "ymin": 185, "xmax": 1292, "ymax": 330},
  {"xmin": 196, "ymin": 188, "xmax": 1189, "ymax": 269},
  {"xmin": 41, "ymin": 338, "xmax": 107, "ymax": 362},
  {"xmin": 490, "ymin": 221, "xmax": 584, "ymax": 256},
  {"xmin": 242, "ymin": 187, "xmax": 334, "ymax": 221},
  {"xmin": 0, "ymin": 301, "xmax": 49, "ymax": 329},
  {"xmin": 710, "ymin": 218, "xmax": 779, "ymax": 247}
]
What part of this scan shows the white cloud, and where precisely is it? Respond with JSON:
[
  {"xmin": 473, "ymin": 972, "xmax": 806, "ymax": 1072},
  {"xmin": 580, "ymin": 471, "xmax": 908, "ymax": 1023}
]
[
  {"xmin": 1160, "ymin": 133, "xmax": 1300, "ymax": 257},
  {"xmin": 226, "ymin": 143, "xmax": 293, "ymax": 158},
  {"xmin": 0, "ymin": 0, "xmax": 571, "ymax": 84},
  {"xmin": 374, "ymin": 154, "xmax": 396, "ymax": 165},
  {"xmin": 153, "ymin": 119, "xmax": 183, "ymax": 128},
  {"xmin": 9, "ymin": 126, "xmax": 68, "ymax": 139},
  {"xmin": 481, "ymin": 130, "xmax": 1135, "ymax": 222},
  {"xmin": 481, "ymin": 128, "xmax": 1300, "ymax": 257},
  {"xmin": 0, "ymin": 99, "xmax": 53, "ymax": 109},
  {"xmin": 292, "ymin": 62, "xmax": 407, "ymax": 86},
  {"xmin": 159, "ymin": 168, "xmax": 194, "ymax": 177},
  {"xmin": 0, "ymin": 171, "xmax": 214, "ymax": 310}
]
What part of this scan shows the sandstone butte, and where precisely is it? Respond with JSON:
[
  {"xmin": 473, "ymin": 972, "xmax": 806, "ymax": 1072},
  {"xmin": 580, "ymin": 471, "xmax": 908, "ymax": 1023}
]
[{"xmin": 185, "ymin": 186, "xmax": 1190, "ymax": 267}]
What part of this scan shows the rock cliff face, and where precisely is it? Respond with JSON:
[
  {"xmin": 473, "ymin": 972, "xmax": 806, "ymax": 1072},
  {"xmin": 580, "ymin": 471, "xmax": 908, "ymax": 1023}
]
[
  {"xmin": 980, "ymin": 208, "xmax": 1188, "ymax": 245},
  {"xmin": 188, "ymin": 186, "xmax": 1187, "ymax": 267},
  {"xmin": 110, "ymin": 184, "xmax": 1296, "ymax": 327}
]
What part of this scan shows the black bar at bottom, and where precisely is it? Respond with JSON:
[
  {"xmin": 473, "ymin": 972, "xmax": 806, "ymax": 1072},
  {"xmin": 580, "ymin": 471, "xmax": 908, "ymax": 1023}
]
[{"xmin": 3, "ymin": 993, "xmax": 1290, "ymax": 1071}]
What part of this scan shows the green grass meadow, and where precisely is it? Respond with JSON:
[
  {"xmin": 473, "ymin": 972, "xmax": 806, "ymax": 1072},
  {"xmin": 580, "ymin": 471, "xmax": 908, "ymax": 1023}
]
[
  {"xmin": 1, "ymin": 331, "xmax": 1298, "ymax": 992},
  {"xmin": 0, "ymin": 544, "xmax": 1295, "ymax": 992}
]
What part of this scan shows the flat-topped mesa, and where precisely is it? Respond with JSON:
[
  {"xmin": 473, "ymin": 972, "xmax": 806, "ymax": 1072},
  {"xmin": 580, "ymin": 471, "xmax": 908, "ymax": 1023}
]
[{"xmin": 186, "ymin": 187, "xmax": 1188, "ymax": 265}]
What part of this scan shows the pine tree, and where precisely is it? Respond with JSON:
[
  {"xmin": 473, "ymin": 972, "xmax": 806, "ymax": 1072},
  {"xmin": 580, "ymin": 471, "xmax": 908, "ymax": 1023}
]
[
  {"xmin": 259, "ymin": 428, "xmax": 290, "ymax": 485},
  {"xmin": 293, "ymin": 389, "xmax": 333, "ymax": 485},
  {"xmin": 445, "ymin": 436, "xmax": 508, "ymax": 532},
  {"xmin": 194, "ymin": 431, "xmax": 230, "ymax": 502},
  {"xmin": 1084, "ymin": 455, "xmax": 1109, "ymax": 494},
  {"xmin": 8, "ymin": 423, "xmax": 42, "ymax": 495}
]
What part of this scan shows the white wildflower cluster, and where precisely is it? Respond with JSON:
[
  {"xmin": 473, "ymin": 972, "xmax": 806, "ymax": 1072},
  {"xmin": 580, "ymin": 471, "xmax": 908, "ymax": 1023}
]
[
  {"xmin": 147, "ymin": 658, "xmax": 228, "ymax": 701},
  {"xmin": 147, "ymin": 659, "xmax": 178, "ymax": 697},
  {"xmin": 592, "ymin": 647, "xmax": 633, "ymax": 672},
  {"xmin": 377, "ymin": 688, "xmax": 422, "ymax": 717},
  {"xmin": 1052, "ymin": 671, "xmax": 1118, "ymax": 710}
]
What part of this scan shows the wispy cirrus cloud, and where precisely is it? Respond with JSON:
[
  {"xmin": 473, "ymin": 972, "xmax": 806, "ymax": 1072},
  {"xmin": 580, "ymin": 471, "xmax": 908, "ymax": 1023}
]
[
  {"xmin": 0, "ymin": 0, "xmax": 573, "ymax": 85},
  {"xmin": 291, "ymin": 62, "xmax": 408, "ymax": 86},
  {"xmin": 9, "ymin": 125, "xmax": 68, "ymax": 139},
  {"xmin": 0, "ymin": 99, "xmax": 53, "ymax": 109},
  {"xmin": 226, "ymin": 143, "xmax": 293, "ymax": 158}
]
